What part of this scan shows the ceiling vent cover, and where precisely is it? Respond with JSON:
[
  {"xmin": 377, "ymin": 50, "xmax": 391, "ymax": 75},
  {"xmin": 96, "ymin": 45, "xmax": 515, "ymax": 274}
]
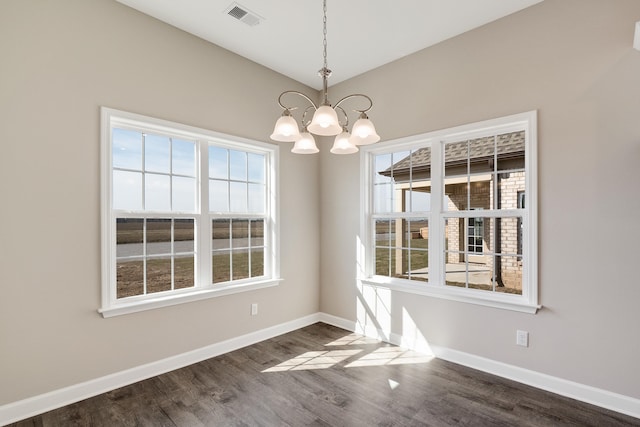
[{"xmin": 225, "ymin": 3, "xmax": 263, "ymax": 27}]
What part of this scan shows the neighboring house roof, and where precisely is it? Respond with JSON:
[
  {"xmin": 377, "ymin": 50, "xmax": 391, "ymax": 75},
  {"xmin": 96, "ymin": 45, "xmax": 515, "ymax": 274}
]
[{"xmin": 385, "ymin": 131, "xmax": 524, "ymax": 175}]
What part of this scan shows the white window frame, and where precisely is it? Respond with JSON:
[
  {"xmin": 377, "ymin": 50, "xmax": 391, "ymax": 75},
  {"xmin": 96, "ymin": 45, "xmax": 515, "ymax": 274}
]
[
  {"xmin": 360, "ymin": 111, "xmax": 539, "ymax": 314},
  {"xmin": 100, "ymin": 107, "xmax": 280, "ymax": 318}
]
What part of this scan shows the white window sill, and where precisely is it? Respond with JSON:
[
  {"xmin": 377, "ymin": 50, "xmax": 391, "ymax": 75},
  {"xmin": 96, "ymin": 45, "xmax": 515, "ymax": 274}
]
[
  {"xmin": 99, "ymin": 278, "xmax": 282, "ymax": 318},
  {"xmin": 360, "ymin": 277, "xmax": 540, "ymax": 314}
]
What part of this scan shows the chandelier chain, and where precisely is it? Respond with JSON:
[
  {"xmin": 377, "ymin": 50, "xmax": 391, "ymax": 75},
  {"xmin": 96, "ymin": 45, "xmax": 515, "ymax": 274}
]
[
  {"xmin": 322, "ymin": 0, "xmax": 328, "ymax": 70},
  {"xmin": 271, "ymin": 0, "xmax": 379, "ymax": 153}
]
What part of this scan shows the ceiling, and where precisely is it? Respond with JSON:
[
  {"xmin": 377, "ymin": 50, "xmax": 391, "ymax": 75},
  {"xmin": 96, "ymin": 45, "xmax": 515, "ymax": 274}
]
[{"xmin": 115, "ymin": 0, "xmax": 544, "ymax": 90}]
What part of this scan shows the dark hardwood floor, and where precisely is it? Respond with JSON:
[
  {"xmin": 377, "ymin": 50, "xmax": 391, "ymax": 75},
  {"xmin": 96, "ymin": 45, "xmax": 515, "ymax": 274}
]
[{"xmin": 9, "ymin": 323, "xmax": 640, "ymax": 426}]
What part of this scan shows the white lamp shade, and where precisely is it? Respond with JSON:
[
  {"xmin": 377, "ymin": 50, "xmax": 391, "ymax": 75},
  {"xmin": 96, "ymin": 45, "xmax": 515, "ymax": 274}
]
[
  {"xmin": 270, "ymin": 114, "xmax": 300, "ymax": 142},
  {"xmin": 291, "ymin": 132, "xmax": 319, "ymax": 154},
  {"xmin": 349, "ymin": 117, "xmax": 380, "ymax": 145},
  {"xmin": 330, "ymin": 131, "xmax": 358, "ymax": 154},
  {"xmin": 307, "ymin": 105, "xmax": 342, "ymax": 136}
]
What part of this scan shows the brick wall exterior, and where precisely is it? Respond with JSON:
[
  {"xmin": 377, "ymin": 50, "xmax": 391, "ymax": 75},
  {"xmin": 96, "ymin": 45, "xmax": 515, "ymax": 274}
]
[{"xmin": 445, "ymin": 172, "xmax": 524, "ymax": 291}]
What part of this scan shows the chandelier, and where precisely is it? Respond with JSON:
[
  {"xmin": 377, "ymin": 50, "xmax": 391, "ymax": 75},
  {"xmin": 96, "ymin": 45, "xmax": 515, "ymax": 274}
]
[{"xmin": 270, "ymin": 0, "xmax": 380, "ymax": 154}]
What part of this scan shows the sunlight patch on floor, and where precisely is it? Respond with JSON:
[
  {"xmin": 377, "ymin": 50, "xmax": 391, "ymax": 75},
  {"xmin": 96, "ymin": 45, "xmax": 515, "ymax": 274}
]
[
  {"xmin": 262, "ymin": 349, "xmax": 362, "ymax": 372},
  {"xmin": 325, "ymin": 333, "xmax": 381, "ymax": 347},
  {"xmin": 262, "ymin": 345, "xmax": 433, "ymax": 373},
  {"xmin": 345, "ymin": 347, "xmax": 434, "ymax": 368}
]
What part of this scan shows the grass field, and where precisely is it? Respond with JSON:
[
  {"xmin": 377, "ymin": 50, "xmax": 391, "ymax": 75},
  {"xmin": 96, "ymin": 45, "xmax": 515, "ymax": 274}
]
[
  {"xmin": 116, "ymin": 251, "xmax": 265, "ymax": 298},
  {"xmin": 375, "ymin": 239, "xmax": 429, "ymax": 281}
]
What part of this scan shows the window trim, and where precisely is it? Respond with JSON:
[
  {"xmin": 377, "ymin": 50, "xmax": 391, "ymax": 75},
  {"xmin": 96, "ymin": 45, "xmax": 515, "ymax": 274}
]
[
  {"xmin": 360, "ymin": 111, "xmax": 539, "ymax": 314},
  {"xmin": 100, "ymin": 107, "xmax": 280, "ymax": 318}
]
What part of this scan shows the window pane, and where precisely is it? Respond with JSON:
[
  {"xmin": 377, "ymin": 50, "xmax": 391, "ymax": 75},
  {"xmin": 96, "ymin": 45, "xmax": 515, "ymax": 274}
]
[
  {"xmin": 469, "ymin": 180, "xmax": 490, "ymax": 212},
  {"xmin": 117, "ymin": 259, "xmax": 144, "ymax": 298},
  {"xmin": 390, "ymin": 151, "xmax": 411, "ymax": 181},
  {"xmin": 495, "ymin": 255, "xmax": 522, "ymax": 295},
  {"xmin": 251, "ymin": 219, "xmax": 264, "ymax": 247},
  {"xmin": 174, "ymin": 254, "xmax": 194, "ymax": 289},
  {"xmin": 444, "ymin": 140, "xmax": 468, "ymax": 177},
  {"xmin": 409, "ymin": 250, "xmax": 429, "ymax": 282},
  {"xmin": 444, "ymin": 252, "xmax": 495, "ymax": 291},
  {"xmin": 408, "ymin": 187, "xmax": 431, "ymax": 212},
  {"xmin": 116, "ymin": 218, "xmax": 143, "ymax": 257},
  {"xmin": 375, "ymin": 219, "xmax": 394, "ymax": 247},
  {"xmin": 374, "ymin": 219, "xmax": 402, "ymax": 277},
  {"xmin": 232, "ymin": 219, "xmax": 249, "ymax": 248},
  {"xmin": 497, "ymin": 172, "xmax": 525, "ymax": 210},
  {"xmin": 248, "ymin": 153, "xmax": 265, "ymax": 183},
  {"xmin": 210, "ymin": 179, "xmax": 229, "ymax": 212},
  {"xmin": 444, "ymin": 176, "xmax": 468, "ymax": 212},
  {"xmin": 232, "ymin": 249, "xmax": 250, "ymax": 280},
  {"xmin": 444, "ymin": 260, "xmax": 467, "ymax": 288},
  {"xmin": 398, "ymin": 248, "xmax": 410, "ymax": 278},
  {"xmin": 145, "ymin": 134, "xmax": 170, "ymax": 173},
  {"xmin": 251, "ymin": 248, "xmax": 264, "ymax": 277},
  {"xmin": 496, "ymin": 131, "xmax": 525, "ymax": 172},
  {"xmin": 113, "ymin": 128, "xmax": 142, "ymax": 170},
  {"xmin": 468, "ymin": 136, "xmax": 494, "ymax": 174},
  {"xmin": 374, "ymin": 153, "xmax": 392, "ymax": 184},
  {"xmin": 375, "ymin": 246, "xmax": 393, "ymax": 277},
  {"xmin": 468, "ymin": 215, "xmax": 485, "ymax": 254},
  {"xmin": 212, "ymin": 251, "xmax": 230, "ymax": 284},
  {"xmin": 230, "ymin": 182, "xmax": 248, "ymax": 212},
  {"xmin": 496, "ymin": 217, "xmax": 521, "ymax": 256},
  {"xmin": 444, "ymin": 218, "xmax": 463, "ymax": 259},
  {"xmin": 373, "ymin": 183, "xmax": 393, "ymax": 213},
  {"xmin": 146, "ymin": 219, "xmax": 171, "ymax": 255},
  {"xmin": 409, "ymin": 219, "xmax": 429, "ymax": 248},
  {"xmin": 172, "ymin": 139, "xmax": 196, "ymax": 176},
  {"xmin": 145, "ymin": 173, "xmax": 170, "ymax": 211},
  {"xmin": 209, "ymin": 146, "xmax": 228, "ymax": 180},
  {"xmin": 172, "ymin": 176, "xmax": 195, "ymax": 212},
  {"xmin": 113, "ymin": 170, "xmax": 142, "ymax": 211},
  {"xmin": 229, "ymin": 150, "xmax": 247, "ymax": 181},
  {"xmin": 146, "ymin": 256, "xmax": 172, "ymax": 294},
  {"xmin": 174, "ymin": 219, "xmax": 194, "ymax": 254},
  {"xmin": 212, "ymin": 219, "xmax": 230, "ymax": 249},
  {"xmin": 248, "ymin": 183, "xmax": 265, "ymax": 213}
]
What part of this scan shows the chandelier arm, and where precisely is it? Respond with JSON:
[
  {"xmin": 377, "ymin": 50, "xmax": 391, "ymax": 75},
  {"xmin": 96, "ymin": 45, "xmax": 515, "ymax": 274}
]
[
  {"xmin": 335, "ymin": 105, "xmax": 349, "ymax": 128},
  {"xmin": 333, "ymin": 93, "xmax": 374, "ymax": 114},
  {"xmin": 277, "ymin": 90, "xmax": 319, "ymax": 111},
  {"xmin": 301, "ymin": 106, "xmax": 316, "ymax": 128}
]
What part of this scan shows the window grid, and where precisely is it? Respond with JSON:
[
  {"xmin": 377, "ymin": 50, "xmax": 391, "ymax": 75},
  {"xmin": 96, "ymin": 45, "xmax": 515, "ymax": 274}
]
[
  {"xmin": 362, "ymin": 111, "xmax": 537, "ymax": 312},
  {"xmin": 102, "ymin": 108, "xmax": 279, "ymax": 316}
]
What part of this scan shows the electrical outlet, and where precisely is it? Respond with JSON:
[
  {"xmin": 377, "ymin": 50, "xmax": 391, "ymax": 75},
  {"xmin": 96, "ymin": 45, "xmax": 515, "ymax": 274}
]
[
  {"xmin": 516, "ymin": 330, "xmax": 529, "ymax": 347},
  {"xmin": 251, "ymin": 303, "xmax": 258, "ymax": 316}
]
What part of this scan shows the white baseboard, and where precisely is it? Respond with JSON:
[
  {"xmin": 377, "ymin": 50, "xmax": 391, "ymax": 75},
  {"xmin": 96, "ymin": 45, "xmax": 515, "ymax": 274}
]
[
  {"xmin": 0, "ymin": 313, "xmax": 321, "ymax": 426},
  {"xmin": 3, "ymin": 312, "xmax": 639, "ymax": 425},
  {"xmin": 319, "ymin": 313, "xmax": 640, "ymax": 420}
]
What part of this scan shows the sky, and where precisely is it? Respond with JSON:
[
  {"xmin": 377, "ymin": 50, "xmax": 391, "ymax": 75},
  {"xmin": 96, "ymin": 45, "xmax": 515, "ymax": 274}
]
[{"xmin": 112, "ymin": 128, "xmax": 265, "ymax": 214}]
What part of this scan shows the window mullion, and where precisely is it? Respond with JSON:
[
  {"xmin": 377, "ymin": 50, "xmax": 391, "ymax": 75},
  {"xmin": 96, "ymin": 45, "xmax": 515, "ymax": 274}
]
[
  {"xmin": 171, "ymin": 218, "xmax": 175, "ymax": 291},
  {"xmin": 430, "ymin": 141, "xmax": 443, "ymax": 286},
  {"xmin": 199, "ymin": 140, "xmax": 211, "ymax": 288},
  {"xmin": 143, "ymin": 218, "xmax": 148, "ymax": 295}
]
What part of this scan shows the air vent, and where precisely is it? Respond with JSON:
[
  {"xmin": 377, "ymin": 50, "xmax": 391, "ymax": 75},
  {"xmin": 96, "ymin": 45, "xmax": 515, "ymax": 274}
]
[{"xmin": 225, "ymin": 2, "xmax": 263, "ymax": 27}]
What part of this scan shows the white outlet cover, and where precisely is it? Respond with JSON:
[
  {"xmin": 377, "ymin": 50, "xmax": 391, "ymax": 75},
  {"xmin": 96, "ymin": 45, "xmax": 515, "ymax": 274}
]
[{"xmin": 516, "ymin": 330, "xmax": 529, "ymax": 347}]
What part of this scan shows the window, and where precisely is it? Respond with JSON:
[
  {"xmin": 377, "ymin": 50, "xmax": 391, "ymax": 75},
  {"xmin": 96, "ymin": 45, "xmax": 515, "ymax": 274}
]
[
  {"xmin": 101, "ymin": 108, "xmax": 279, "ymax": 317},
  {"xmin": 361, "ymin": 111, "xmax": 538, "ymax": 313}
]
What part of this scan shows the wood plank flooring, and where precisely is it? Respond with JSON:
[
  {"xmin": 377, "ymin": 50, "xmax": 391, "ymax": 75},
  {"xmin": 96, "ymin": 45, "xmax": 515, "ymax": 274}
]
[{"xmin": 9, "ymin": 323, "xmax": 640, "ymax": 426}]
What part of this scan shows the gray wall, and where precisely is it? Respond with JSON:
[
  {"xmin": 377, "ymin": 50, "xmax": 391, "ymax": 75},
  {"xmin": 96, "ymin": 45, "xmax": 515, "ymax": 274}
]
[
  {"xmin": 320, "ymin": 0, "xmax": 640, "ymax": 399},
  {"xmin": 2, "ymin": 0, "xmax": 640, "ymax": 409},
  {"xmin": 0, "ymin": 0, "xmax": 320, "ymax": 405}
]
